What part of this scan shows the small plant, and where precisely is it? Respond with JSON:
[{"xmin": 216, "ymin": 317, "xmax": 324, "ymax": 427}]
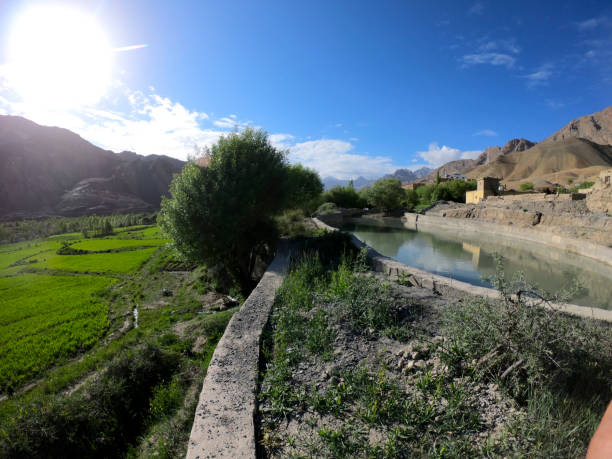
[
  {"xmin": 441, "ymin": 257, "xmax": 612, "ymax": 405},
  {"xmin": 520, "ymin": 182, "xmax": 534, "ymax": 192}
]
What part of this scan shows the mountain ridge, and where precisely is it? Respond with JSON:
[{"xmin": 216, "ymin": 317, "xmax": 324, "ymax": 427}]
[{"xmin": 0, "ymin": 115, "xmax": 185, "ymax": 219}]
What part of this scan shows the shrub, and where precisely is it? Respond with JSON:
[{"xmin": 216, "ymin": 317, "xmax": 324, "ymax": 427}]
[
  {"xmin": 322, "ymin": 182, "xmax": 365, "ymax": 209},
  {"xmin": 520, "ymin": 182, "xmax": 534, "ymax": 192},
  {"xmin": 441, "ymin": 260, "xmax": 612, "ymax": 404},
  {"xmin": 315, "ymin": 202, "xmax": 339, "ymax": 215},
  {"xmin": 402, "ymin": 189, "xmax": 419, "ymax": 210},
  {"xmin": 366, "ymin": 178, "xmax": 404, "ymax": 212},
  {"xmin": 0, "ymin": 343, "xmax": 180, "ymax": 458}
]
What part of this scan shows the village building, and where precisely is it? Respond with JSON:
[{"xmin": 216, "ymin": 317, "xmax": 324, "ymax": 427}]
[
  {"xmin": 586, "ymin": 168, "xmax": 612, "ymax": 214},
  {"xmin": 465, "ymin": 177, "xmax": 501, "ymax": 204}
]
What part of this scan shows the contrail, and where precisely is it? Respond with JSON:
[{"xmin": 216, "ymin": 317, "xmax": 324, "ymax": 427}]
[{"xmin": 112, "ymin": 44, "xmax": 148, "ymax": 52}]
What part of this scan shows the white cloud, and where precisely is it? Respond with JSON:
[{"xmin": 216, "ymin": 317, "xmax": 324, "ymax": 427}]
[
  {"xmin": 0, "ymin": 78, "xmax": 229, "ymax": 159},
  {"xmin": 468, "ymin": 2, "xmax": 484, "ymax": 15},
  {"xmin": 478, "ymin": 39, "xmax": 520, "ymax": 54},
  {"xmin": 545, "ymin": 99, "xmax": 565, "ymax": 109},
  {"xmin": 460, "ymin": 53, "xmax": 516, "ymax": 68},
  {"xmin": 212, "ymin": 115, "xmax": 251, "ymax": 129},
  {"xmin": 576, "ymin": 16, "xmax": 608, "ymax": 31},
  {"xmin": 524, "ymin": 64, "xmax": 553, "ymax": 87},
  {"xmin": 268, "ymin": 133, "xmax": 295, "ymax": 149},
  {"xmin": 417, "ymin": 142, "xmax": 481, "ymax": 167},
  {"xmin": 474, "ymin": 129, "xmax": 498, "ymax": 137},
  {"xmin": 287, "ymin": 139, "xmax": 405, "ymax": 179}
]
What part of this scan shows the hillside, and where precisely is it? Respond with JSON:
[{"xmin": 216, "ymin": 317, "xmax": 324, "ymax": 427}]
[
  {"xmin": 421, "ymin": 138, "xmax": 535, "ymax": 182},
  {"xmin": 542, "ymin": 105, "xmax": 612, "ymax": 146},
  {"xmin": 0, "ymin": 116, "xmax": 185, "ymax": 218},
  {"xmin": 466, "ymin": 137, "xmax": 612, "ymax": 188}
]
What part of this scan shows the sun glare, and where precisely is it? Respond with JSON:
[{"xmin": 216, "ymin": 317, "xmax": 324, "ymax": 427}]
[{"xmin": 7, "ymin": 6, "xmax": 112, "ymax": 108}]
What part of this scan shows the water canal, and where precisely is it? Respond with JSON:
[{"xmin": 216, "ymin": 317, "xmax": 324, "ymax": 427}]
[{"xmin": 343, "ymin": 220, "xmax": 612, "ymax": 310}]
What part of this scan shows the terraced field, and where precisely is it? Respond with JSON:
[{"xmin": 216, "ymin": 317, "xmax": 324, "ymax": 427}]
[{"xmin": 0, "ymin": 225, "xmax": 168, "ymax": 392}]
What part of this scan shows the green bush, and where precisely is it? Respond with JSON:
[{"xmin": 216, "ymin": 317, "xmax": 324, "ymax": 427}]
[
  {"xmin": 315, "ymin": 202, "xmax": 339, "ymax": 215},
  {"xmin": 0, "ymin": 343, "xmax": 180, "ymax": 458},
  {"xmin": 322, "ymin": 182, "xmax": 366, "ymax": 209},
  {"xmin": 366, "ymin": 178, "xmax": 404, "ymax": 211},
  {"xmin": 409, "ymin": 180, "xmax": 477, "ymax": 208},
  {"xmin": 520, "ymin": 182, "xmax": 534, "ymax": 192},
  {"xmin": 441, "ymin": 261, "xmax": 612, "ymax": 404}
]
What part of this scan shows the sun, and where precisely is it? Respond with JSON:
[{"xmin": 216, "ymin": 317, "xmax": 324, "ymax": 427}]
[{"xmin": 7, "ymin": 6, "xmax": 112, "ymax": 108}]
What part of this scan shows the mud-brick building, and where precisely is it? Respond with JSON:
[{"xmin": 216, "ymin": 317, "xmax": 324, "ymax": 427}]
[
  {"xmin": 465, "ymin": 177, "xmax": 501, "ymax": 204},
  {"xmin": 586, "ymin": 168, "xmax": 612, "ymax": 214}
]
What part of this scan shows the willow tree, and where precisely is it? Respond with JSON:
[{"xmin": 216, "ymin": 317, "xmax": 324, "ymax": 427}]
[{"xmin": 159, "ymin": 128, "xmax": 291, "ymax": 291}]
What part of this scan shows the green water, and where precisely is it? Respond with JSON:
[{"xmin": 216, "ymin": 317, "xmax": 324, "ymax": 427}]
[{"xmin": 343, "ymin": 221, "xmax": 612, "ymax": 310}]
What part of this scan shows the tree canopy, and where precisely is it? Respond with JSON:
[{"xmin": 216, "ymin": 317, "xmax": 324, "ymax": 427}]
[
  {"xmin": 159, "ymin": 128, "xmax": 310, "ymax": 290},
  {"xmin": 367, "ymin": 178, "xmax": 404, "ymax": 211}
]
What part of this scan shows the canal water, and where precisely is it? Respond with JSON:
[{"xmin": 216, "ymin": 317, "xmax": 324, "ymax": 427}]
[{"xmin": 343, "ymin": 220, "xmax": 612, "ymax": 310}]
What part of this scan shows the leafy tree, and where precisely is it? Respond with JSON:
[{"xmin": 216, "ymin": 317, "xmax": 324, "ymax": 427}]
[
  {"xmin": 402, "ymin": 189, "xmax": 419, "ymax": 210},
  {"xmin": 323, "ymin": 182, "xmax": 365, "ymax": 208},
  {"xmin": 285, "ymin": 164, "xmax": 324, "ymax": 213},
  {"xmin": 159, "ymin": 128, "xmax": 289, "ymax": 291},
  {"xmin": 358, "ymin": 186, "xmax": 372, "ymax": 207},
  {"xmin": 367, "ymin": 178, "xmax": 404, "ymax": 212}
]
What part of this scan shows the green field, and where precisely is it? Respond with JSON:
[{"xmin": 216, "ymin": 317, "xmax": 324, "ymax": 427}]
[
  {"xmin": 0, "ymin": 274, "xmax": 117, "ymax": 391},
  {"xmin": 0, "ymin": 222, "xmax": 239, "ymax": 457},
  {"xmin": 0, "ymin": 226, "xmax": 169, "ymax": 391},
  {"xmin": 71, "ymin": 238, "xmax": 167, "ymax": 251}
]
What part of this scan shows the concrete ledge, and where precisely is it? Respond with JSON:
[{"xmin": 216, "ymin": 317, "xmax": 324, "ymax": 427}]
[
  {"xmin": 312, "ymin": 218, "xmax": 612, "ymax": 323},
  {"xmin": 186, "ymin": 243, "xmax": 291, "ymax": 459},
  {"xmin": 410, "ymin": 213, "xmax": 612, "ymax": 269}
]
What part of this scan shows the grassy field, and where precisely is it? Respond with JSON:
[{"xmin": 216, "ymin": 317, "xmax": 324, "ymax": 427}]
[
  {"xmin": 0, "ymin": 226, "xmax": 167, "ymax": 391},
  {"xmin": 0, "ymin": 223, "xmax": 237, "ymax": 457}
]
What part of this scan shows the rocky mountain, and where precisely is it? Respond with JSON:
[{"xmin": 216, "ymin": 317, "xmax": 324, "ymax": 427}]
[
  {"xmin": 383, "ymin": 167, "xmax": 432, "ymax": 183},
  {"xmin": 475, "ymin": 138, "xmax": 536, "ymax": 166},
  {"xmin": 0, "ymin": 115, "xmax": 185, "ymax": 219},
  {"xmin": 542, "ymin": 106, "xmax": 612, "ymax": 146},
  {"xmin": 322, "ymin": 175, "xmax": 373, "ymax": 190},
  {"xmin": 466, "ymin": 137, "xmax": 612, "ymax": 189},
  {"xmin": 421, "ymin": 138, "xmax": 537, "ymax": 183},
  {"xmin": 322, "ymin": 167, "xmax": 433, "ymax": 190}
]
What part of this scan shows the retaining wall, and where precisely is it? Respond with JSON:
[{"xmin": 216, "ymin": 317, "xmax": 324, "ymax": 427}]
[
  {"xmin": 402, "ymin": 213, "xmax": 612, "ymax": 269},
  {"xmin": 186, "ymin": 243, "xmax": 290, "ymax": 459}
]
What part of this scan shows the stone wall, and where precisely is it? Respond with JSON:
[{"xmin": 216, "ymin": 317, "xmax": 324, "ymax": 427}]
[
  {"xmin": 404, "ymin": 213, "xmax": 612, "ymax": 269},
  {"xmin": 586, "ymin": 168, "xmax": 612, "ymax": 214},
  {"xmin": 484, "ymin": 193, "xmax": 585, "ymax": 203}
]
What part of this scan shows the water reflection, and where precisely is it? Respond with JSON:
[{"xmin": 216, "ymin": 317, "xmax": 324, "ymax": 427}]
[{"xmin": 343, "ymin": 221, "xmax": 612, "ymax": 310}]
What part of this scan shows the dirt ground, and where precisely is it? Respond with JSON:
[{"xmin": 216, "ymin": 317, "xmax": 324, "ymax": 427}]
[{"xmin": 259, "ymin": 273, "xmax": 520, "ymax": 457}]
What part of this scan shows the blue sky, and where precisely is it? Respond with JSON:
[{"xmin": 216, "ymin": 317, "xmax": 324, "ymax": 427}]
[{"xmin": 0, "ymin": 0, "xmax": 611, "ymax": 179}]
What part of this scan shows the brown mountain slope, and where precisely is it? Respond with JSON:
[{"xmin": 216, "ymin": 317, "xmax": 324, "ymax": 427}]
[
  {"xmin": 0, "ymin": 115, "xmax": 185, "ymax": 218},
  {"xmin": 465, "ymin": 137, "xmax": 612, "ymax": 186},
  {"xmin": 422, "ymin": 138, "xmax": 536, "ymax": 182},
  {"xmin": 542, "ymin": 105, "xmax": 612, "ymax": 145}
]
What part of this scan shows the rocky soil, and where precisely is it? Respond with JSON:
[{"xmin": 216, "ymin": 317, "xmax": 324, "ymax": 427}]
[{"xmin": 259, "ymin": 273, "xmax": 521, "ymax": 457}]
